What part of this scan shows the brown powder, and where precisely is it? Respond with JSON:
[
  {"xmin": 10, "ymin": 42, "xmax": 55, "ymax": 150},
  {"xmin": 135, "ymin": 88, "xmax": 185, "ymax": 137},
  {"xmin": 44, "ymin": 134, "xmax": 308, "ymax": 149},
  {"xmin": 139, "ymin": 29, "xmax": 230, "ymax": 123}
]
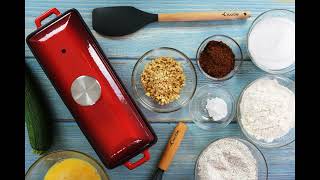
[{"xmin": 199, "ymin": 40, "xmax": 235, "ymax": 78}]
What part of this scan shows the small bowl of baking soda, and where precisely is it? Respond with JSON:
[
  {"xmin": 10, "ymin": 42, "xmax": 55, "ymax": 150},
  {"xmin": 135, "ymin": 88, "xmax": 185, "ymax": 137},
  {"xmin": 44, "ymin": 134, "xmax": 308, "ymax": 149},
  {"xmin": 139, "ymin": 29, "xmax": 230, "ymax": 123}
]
[{"xmin": 189, "ymin": 84, "xmax": 236, "ymax": 130}]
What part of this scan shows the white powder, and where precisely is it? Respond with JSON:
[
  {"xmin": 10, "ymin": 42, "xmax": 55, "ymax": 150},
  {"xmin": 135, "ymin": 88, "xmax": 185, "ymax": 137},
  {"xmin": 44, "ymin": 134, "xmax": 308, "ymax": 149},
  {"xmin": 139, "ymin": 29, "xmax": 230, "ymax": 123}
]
[
  {"xmin": 206, "ymin": 97, "xmax": 228, "ymax": 121},
  {"xmin": 240, "ymin": 79, "xmax": 295, "ymax": 143},
  {"xmin": 197, "ymin": 138, "xmax": 257, "ymax": 180},
  {"xmin": 248, "ymin": 17, "xmax": 295, "ymax": 70}
]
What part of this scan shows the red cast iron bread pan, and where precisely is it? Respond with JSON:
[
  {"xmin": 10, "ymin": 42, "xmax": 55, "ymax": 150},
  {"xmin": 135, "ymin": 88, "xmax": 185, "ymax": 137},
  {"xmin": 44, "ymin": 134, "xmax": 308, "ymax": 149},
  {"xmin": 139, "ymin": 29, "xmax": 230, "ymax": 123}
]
[{"xmin": 26, "ymin": 8, "xmax": 157, "ymax": 170}]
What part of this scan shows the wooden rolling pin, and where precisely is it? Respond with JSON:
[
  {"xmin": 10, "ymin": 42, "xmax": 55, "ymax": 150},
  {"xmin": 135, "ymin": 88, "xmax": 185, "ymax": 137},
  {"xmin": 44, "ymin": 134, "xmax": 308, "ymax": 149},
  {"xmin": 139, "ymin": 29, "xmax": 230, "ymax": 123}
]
[{"xmin": 152, "ymin": 122, "xmax": 188, "ymax": 180}]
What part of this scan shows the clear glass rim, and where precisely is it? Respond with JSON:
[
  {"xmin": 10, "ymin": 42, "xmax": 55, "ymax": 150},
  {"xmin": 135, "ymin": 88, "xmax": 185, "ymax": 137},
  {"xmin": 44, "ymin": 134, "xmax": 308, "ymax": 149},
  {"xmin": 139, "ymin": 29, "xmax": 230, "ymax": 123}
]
[
  {"xmin": 196, "ymin": 34, "xmax": 243, "ymax": 81},
  {"xmin": 131, "ymin": 47, "xmax": 198, "ymax": 113},
  {"xmin": 194, "ymin": 136, "xmax": 269, "ymax": 180},
  {"xmin": 189, "ymin": 84, "xmax": 236, "ymax": 131},
  {"xmin": 247, "ymin": 9, "xmax": 295, "ymax": 74},
  {"xmin": 237, "ymin": 74, "xmax": 295, "ymax": 148},
  {"xmin": 25, "ymin": 149, "xmax": 108, "ymax": 178}
]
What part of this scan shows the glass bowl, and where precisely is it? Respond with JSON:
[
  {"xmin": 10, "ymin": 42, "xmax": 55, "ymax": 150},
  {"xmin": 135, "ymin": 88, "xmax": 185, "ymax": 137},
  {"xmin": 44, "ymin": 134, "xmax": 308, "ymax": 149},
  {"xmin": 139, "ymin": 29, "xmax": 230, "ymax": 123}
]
[
  {"xmin": 132, "ymin": 47, "xmax": 197, "ymax": 113},
  {"xmin": 247, "ymin": 9, "xmax": 295, "ymax": 74},
  {"xmin": 195, "ymin": 137, "xmax": 268, "ymax": 180},
  {"xmin": 25, "ymin": 150, "xmax": 109, "ymax": 180},
  {"xmin": 237, "ymin": 75, "xmax": 295, "ymax": 148},
  {"xmin": 196, "ymin": 35, "xmax": 243, "ymax": 81},
  {"xmin": 189, "ymin": 84, "xmax": 236, "ymax": 130}
]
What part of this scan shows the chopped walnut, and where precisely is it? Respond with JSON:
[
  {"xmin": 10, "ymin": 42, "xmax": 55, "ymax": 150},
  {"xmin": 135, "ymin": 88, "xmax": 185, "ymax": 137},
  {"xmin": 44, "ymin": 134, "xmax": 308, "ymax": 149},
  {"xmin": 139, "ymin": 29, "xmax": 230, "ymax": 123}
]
[{"xmin": 141, "ymin": 57, "xmax": 185, "ymax": 105}]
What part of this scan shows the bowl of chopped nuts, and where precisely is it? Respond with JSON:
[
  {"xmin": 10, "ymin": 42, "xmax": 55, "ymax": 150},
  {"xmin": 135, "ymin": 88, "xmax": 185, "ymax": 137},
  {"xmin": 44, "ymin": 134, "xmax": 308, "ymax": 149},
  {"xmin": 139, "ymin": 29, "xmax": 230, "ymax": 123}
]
[{"xmin": 132, "ymin": 47, "xmax": 197, "ymax": 113}]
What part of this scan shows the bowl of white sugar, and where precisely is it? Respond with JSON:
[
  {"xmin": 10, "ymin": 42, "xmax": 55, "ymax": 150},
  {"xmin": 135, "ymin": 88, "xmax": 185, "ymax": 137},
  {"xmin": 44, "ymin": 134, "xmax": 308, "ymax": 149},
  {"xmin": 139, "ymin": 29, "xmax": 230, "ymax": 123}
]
[
  {"xmin": 237, "ymin": 75, "xmax": 295, "ymax": 148},
  {"xmin": 189, "ymin": 84, "xmax": 236, "ymax": 131},
  {"xmin": 195, "ymin": 137, "xmax": 268, "ymax": 180},
  {"xmin": 247, "ymin": 9, "xmax": 295, "ymax": 74}
]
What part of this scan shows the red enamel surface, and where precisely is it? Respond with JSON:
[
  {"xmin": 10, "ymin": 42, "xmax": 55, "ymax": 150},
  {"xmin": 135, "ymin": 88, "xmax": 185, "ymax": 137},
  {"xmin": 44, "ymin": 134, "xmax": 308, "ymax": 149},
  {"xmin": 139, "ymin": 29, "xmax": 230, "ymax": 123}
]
[{"xmin": 27, "ymin": 9, "xmax": 156, "ymax": 169}]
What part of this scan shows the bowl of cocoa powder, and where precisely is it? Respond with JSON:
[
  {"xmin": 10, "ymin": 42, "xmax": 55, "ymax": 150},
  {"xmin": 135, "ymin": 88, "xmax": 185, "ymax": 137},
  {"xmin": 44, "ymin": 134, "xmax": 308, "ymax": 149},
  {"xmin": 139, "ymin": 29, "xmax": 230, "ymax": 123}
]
[{"xmin": 196, "ymin": 35, "xmax": 243, "ymax": 81}]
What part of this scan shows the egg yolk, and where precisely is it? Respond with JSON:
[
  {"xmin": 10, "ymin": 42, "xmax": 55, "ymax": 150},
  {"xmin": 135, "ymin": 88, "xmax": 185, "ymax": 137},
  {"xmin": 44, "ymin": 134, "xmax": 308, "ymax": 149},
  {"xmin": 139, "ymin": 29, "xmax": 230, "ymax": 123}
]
[{"xmin": 44, "ymin": 158, "xmax": 101, "ymax": 180}]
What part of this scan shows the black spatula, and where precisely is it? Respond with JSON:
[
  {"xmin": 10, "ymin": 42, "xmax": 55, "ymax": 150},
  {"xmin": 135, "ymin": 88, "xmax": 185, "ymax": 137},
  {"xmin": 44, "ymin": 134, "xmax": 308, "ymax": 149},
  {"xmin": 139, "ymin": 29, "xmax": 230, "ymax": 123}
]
[{"xmin": 92, "ymin": 6, "xmax": 250, "ymax": 36}]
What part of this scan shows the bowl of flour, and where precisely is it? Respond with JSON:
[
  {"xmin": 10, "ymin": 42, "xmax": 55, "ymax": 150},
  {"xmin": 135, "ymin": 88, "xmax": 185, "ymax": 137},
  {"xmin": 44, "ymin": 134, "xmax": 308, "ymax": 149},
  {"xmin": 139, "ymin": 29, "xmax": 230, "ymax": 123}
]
[
  {"xmin": 247, "ymin": 9, "xmax": 295, "ymax": 74},
  {"xmin": 237, "ymin": 75, "xmax": 295, "ymax": 148},
  {"xmin": 195, "ymin": 137, "xmax": 268, "ymax": 180}
]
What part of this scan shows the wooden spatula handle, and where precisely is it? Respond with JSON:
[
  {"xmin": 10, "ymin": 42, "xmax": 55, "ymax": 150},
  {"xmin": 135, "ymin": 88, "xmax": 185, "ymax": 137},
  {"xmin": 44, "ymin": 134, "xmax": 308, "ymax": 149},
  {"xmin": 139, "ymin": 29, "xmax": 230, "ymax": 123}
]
[
  {"xmin": 158, "ymin": 122, "xmax": 188, "ymax": 171},
  {"xmin": 158, "ymin": 11, "xmax": 250, "ymax": 22}
]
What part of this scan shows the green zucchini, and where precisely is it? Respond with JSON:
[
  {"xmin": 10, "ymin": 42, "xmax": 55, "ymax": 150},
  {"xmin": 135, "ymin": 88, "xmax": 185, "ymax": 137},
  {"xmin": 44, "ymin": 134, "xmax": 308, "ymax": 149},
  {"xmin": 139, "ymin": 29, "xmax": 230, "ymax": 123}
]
[{"xmin": 25, "ymin": 69, "xmax": 52, "ymax": 155}]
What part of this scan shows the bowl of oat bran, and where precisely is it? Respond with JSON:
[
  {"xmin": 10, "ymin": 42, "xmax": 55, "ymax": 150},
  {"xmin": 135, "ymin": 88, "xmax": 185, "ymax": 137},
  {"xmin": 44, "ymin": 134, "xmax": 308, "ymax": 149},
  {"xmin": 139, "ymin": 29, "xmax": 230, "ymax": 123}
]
[
  {"xmin": 195, "ymin": 137, "xmax": 268, "ymax": 180},
  {"xmin": 131, "ymin": 47, "xmax": 197, "ymax": 113}
]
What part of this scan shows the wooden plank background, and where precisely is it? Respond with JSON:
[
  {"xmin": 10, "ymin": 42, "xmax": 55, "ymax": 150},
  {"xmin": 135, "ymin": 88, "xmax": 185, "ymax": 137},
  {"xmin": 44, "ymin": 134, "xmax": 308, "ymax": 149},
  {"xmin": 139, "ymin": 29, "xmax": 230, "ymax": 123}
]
[
  {"xmin": 25, "ymin": 0, "xmax": 295, "ymax": 179},
  {"xmin": 25, "ymin": 123, "xmax": 295, "ymax": 180}
]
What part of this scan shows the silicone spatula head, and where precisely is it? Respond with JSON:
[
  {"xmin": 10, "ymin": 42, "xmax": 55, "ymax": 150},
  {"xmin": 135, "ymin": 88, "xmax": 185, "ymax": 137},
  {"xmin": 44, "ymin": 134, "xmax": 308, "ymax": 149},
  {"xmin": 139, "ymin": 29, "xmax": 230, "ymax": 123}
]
[{"xmin": 92, "ymin": 6, "xmax": 158, "ymax": 36}]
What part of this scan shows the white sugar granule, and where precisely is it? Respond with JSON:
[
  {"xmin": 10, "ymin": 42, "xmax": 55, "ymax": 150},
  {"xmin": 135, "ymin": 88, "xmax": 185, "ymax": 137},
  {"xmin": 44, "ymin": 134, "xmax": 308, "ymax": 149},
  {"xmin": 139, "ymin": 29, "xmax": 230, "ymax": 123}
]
[
  {"xmin": 206, "ymin": 97, "xmax": 228, "ymax": 121},
  {"xmin": 248, "ymin": 17, "xmax": 295, "ymax": 70},
  {"xmin": 197, "ymin": 138, "xmax": 257, "ymax": 180},
  {"xmin": 240, "ymin": 79, "xmax": 295, "ymax": 143}
]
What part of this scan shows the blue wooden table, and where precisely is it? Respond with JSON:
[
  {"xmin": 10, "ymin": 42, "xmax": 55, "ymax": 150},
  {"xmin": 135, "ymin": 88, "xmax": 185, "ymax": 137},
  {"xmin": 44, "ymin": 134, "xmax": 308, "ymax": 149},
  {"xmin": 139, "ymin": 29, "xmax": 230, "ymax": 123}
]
[{"xmin": 25, "ymin": 0, "xmax": 295, "ymax": 179}]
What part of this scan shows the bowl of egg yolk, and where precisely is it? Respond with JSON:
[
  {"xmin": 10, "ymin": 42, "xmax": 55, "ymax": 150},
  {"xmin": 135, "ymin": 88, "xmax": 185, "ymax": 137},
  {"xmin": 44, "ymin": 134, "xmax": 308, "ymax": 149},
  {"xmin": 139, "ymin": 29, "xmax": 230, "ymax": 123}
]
[{"xmin": 25, "ymin": 150, "xmax": 109, "ymax": 180}]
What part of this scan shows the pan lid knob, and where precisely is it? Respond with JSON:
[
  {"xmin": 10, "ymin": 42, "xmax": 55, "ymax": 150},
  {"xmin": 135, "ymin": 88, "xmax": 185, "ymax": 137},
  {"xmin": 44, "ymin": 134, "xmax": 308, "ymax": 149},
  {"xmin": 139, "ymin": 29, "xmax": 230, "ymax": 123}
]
[{"xmin": 71, "ymin": 75, "xmax": 101, "ymax": 106}]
